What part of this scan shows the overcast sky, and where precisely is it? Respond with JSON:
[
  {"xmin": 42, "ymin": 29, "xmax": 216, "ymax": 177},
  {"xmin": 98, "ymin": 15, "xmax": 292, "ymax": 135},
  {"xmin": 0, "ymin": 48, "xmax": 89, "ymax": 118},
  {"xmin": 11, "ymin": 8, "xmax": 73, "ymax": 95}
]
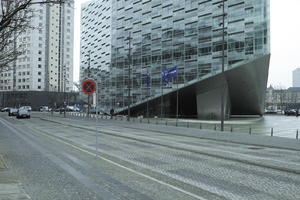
[{"xmin": 73, "ymin": 0, "xmax": 300, "ymax": 89}]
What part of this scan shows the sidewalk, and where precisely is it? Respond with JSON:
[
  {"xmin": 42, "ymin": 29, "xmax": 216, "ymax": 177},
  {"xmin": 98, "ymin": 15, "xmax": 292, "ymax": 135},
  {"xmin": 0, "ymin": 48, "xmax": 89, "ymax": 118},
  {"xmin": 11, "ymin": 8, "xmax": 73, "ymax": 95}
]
[{"xmin": 0, "ymin": 155, "xmax": 31, "ymax": 200}]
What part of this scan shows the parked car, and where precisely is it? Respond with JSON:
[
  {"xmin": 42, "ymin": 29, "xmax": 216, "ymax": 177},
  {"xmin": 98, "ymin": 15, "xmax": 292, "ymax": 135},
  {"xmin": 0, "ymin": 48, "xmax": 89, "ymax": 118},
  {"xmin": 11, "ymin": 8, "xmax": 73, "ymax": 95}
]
[
  {"xmin": 8, "ymin": 108, "xmax": 18, "ymax": 116},
  {"xmin": 40, "ymin": 106, "xmax": 49, "ymax": 112},
  {"xmin": 19, "ymin": 106, "xmax": 32, "ymax": 111},
  {"xmin": 1, "ymin": 107, "xmax": 11, "ymax": 112},
  {"xmin": 284, "ymin": 109, "xmax": 296, "ymax": 116},
  {"xmin": 16, "ymin": 108, "xmax": 30, "ymax": 119}
]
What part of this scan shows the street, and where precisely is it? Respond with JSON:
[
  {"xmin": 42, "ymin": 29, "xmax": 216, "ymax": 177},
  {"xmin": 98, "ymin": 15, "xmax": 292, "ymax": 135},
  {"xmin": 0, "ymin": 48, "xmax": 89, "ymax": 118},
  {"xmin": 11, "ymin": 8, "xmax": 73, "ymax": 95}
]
[{"xmin": 0, "ymin": 112, "xmax": 300, "ymax": 200}]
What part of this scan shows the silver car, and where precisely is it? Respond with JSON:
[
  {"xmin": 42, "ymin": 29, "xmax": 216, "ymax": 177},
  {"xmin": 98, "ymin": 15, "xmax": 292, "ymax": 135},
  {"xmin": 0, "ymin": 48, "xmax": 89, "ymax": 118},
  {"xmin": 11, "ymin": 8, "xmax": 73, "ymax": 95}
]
[
  {"xmin": 16, "ymin": 108, "xmax": 31, "ymax": 119},
  {"xmin": 8, "ymin": 108, "xmax": 18, "ymax": 116}
]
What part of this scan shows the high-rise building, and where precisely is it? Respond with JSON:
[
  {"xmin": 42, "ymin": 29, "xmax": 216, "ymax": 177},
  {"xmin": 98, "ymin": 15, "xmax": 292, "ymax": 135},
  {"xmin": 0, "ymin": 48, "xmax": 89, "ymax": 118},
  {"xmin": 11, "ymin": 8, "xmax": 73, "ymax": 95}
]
[
  {"xmin": 81, "ymin": 0, "xmax": 270, "ymax": 119},
  {"xmin": 293, "ymin": 68, "xmax": 300, "ymax": 87},
  {"xmin": 0, "ymin": 2, "xmax": 74, "ymax": 92}
]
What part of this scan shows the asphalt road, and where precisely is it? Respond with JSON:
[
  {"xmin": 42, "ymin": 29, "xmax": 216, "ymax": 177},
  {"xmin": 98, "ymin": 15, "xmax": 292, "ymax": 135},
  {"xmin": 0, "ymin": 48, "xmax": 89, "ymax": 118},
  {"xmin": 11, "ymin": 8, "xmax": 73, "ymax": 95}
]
[{"xmin": 0, "ymin": 112, "xmax": 300, "ymax": 200}]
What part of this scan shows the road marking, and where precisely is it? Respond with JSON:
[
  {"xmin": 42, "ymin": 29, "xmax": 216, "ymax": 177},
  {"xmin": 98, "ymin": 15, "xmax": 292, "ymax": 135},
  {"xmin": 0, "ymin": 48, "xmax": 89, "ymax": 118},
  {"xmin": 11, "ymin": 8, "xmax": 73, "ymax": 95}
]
[{"xmin": 0, "ymin": 117, "xmax": 210, "ymax": 200}]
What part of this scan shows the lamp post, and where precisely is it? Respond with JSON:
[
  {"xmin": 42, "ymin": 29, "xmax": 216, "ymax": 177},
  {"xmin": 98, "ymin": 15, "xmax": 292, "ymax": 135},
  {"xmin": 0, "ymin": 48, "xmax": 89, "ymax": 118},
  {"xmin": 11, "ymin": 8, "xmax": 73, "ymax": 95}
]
[
  {"xmin": 126, "ymin": 32, "xmax": 132, "ymax": 121},
  {"xmin": 63, "ymin": 65, "xmax": 67, "ymax": 118},
  {"xmin": 219, "ymin": 0, "xmax": 226, "ymax": 131}
]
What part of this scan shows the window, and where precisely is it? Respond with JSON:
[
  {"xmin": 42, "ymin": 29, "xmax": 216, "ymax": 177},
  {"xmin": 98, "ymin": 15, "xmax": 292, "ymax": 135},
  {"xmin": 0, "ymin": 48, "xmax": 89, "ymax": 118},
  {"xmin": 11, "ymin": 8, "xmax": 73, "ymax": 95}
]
[{"xmin": 38, "ymin": 79, "xmax": 41, "ymax": 82}]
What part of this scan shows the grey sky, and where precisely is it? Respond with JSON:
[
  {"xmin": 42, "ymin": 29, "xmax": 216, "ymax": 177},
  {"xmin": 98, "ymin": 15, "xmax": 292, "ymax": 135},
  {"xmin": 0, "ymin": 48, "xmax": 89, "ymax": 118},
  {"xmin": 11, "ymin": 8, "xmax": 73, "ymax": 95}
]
[{"xmin": 73, "ymin": 0, "xmax": 300, "ymax": 89}]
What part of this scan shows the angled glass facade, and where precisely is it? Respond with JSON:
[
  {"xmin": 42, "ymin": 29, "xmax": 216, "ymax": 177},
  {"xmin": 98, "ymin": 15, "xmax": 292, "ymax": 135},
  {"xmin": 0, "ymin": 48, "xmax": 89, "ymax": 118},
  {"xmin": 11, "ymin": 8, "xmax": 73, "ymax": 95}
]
[{"xmin": 81, "ymin": 0, "xmax": 270, "ymax": 113}]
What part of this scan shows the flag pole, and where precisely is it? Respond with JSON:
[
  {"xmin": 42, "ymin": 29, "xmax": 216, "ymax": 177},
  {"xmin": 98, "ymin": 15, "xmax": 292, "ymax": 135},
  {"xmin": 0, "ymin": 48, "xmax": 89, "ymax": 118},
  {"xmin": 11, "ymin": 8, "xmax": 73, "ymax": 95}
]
[{"xmin": 176, "ymin": 71, "xmax": 179, "ymax": 122}]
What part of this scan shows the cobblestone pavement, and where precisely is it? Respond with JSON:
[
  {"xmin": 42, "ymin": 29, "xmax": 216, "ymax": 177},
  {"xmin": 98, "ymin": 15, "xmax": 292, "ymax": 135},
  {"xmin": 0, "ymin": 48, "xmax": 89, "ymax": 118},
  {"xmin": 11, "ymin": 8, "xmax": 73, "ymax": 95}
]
[{"xmin": 1, "ymin": 112, "xmax": 300, "ymax": 200}]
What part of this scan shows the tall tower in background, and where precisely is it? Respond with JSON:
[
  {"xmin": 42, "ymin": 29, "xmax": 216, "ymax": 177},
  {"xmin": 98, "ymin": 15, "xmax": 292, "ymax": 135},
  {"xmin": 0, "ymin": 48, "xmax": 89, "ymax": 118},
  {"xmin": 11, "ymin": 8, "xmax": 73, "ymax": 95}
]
[
  {"xmin": 0, "ymin": 1, "xmax": 74, "ymax": 92},
  {"xmin": 293, "ymin": 68, "xmax": 300, "ymax": 87}
]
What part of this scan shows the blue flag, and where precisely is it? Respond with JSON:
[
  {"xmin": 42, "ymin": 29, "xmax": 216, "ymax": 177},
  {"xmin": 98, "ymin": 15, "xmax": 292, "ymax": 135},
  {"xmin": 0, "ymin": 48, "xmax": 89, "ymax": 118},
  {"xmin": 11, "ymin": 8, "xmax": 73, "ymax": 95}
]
[
  {"xmin": 146, "ymin": 74, "xmax": 151, "ymax": 87},
  {"xmin": 162, "ymin": 66, "xmax": 177, "ymax": 83}
]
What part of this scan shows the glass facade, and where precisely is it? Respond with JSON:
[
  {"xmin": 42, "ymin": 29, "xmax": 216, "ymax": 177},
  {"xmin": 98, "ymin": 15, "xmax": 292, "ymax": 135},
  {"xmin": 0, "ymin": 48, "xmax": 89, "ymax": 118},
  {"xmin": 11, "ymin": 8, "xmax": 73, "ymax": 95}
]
[{"xmin": 81, "ymin": 0, "xmax": 270, "ymax": 112}]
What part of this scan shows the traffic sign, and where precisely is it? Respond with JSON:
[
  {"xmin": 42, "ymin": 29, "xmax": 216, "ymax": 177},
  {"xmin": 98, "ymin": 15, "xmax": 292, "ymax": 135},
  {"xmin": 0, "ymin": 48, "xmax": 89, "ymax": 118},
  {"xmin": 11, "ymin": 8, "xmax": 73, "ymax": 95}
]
[{"xmin": 82, "ymin": 79, "xmax": 96, "ymax": 95}]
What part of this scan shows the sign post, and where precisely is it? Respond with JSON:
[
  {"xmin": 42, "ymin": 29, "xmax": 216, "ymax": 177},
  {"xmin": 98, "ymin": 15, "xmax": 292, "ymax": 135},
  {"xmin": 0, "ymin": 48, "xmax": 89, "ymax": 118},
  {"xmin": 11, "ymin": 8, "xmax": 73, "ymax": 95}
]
[{"xmin": 82, "ymin": 79, "xmax": 96, "ymax": 118}]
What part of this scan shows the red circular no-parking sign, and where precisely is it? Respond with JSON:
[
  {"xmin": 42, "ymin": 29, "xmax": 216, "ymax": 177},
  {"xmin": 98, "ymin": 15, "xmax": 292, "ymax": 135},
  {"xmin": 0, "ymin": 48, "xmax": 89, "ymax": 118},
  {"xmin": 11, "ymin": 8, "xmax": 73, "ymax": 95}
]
[{"xmin": 82, "ymin": 79, "xmax": 96, "ymax": 95}]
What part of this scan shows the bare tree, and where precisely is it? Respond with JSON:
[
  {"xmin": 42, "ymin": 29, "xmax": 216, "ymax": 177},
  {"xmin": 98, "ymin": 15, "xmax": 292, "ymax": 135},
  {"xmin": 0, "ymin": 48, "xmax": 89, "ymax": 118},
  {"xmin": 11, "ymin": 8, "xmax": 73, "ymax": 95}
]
[{"xmin": 0, "ymin": 0, "xmax": 68, "ymax": 71}]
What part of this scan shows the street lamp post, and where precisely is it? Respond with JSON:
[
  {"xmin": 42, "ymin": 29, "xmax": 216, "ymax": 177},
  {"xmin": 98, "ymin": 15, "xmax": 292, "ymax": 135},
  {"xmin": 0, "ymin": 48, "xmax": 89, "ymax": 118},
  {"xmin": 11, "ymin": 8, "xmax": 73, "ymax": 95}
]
[
  {"xmin": 63, "ymin": 65, "xmax": 67, "ymax": 118},
  {"xmin": 126, "ymin": 32, "xmax": 132, "ymax": 121},
  {"xmin": 219, "ymin": 0, "xmax": 226, "ymax": 131}
]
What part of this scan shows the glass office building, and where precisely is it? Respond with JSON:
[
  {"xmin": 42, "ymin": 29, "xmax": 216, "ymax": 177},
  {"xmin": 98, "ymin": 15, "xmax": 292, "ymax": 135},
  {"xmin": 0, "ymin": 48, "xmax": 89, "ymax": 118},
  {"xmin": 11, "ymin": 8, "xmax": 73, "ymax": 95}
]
[{"xmin": 81, "ymin": 0, "xmax": 270, "ymax": 118}]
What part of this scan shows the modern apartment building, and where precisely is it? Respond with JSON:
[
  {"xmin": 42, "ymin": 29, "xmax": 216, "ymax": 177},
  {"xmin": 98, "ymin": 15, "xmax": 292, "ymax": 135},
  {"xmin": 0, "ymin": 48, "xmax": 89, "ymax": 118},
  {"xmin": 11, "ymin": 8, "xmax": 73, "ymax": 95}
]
[
  {"xmin": 0, "ymin": 1, "xmax": 74, "ymax": 92},
  {"xmin": 293, "ymin": 68, "xmax": 300, "ymax": 87},
  {"xmin": 81, "ymin": 0, "xmax": 270, "ymax": 119}
]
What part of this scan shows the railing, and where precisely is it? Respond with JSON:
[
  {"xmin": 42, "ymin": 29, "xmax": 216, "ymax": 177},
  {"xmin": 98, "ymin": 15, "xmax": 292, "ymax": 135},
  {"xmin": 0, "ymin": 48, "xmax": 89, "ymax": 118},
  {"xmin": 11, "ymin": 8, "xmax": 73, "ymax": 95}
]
[{"xmin": 42, "ymin": 111, "xmax": 300, "ymax": 140}]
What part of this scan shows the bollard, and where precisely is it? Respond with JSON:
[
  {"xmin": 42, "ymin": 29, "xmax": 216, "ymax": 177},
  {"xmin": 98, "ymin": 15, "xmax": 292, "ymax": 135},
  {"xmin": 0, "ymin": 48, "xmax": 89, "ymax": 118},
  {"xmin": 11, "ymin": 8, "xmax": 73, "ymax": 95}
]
[
  {"xmin": 199, "ymin": 123, "xmax": 202, "ymax": 129},
  {"xmin": 249, "ymin": 126, "xmax": 252, "ymax": 135},
  {"xmin": 165, "ymin": 120, "xmax": 168, "ymax": 126},
  {"xmin": 214, "ymin": 124, "xmax": 217, "ymax": 131},
  {"xmin": 297, "ymin": 130, "xmax": 299, "ymax": 140},
  {"xmin": 156, "ymin": 119, "xmax": 158, "ymax": 125},
  {"xmin": 271, "ymin": 128, "xmax": 273, "ymax": 137},
  {"xmin": 230, "ymin": 125, "xmax": 233, "ymax": 132},
  {"xmin": 187, "ymin": 122, "xmax": 189, "ymax": 128},
  {"xmin": 148, "ymin": 118, "xmax": 150, "ymax": 124}
]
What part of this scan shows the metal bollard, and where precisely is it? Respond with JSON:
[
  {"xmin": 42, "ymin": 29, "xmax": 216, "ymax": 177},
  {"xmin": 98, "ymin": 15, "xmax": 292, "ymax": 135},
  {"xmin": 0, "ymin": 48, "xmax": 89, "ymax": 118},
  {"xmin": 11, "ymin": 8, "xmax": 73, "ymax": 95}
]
[
  {"xmin": 199, "ymin": 123, "xmax": 202, "ymax": 129},
  {"xmin": 165, "ymin": 120, "xmax": 168, "ymax": 126},
  {"xmin": 156, "ymin": 119, "xmax": 158, "ymax": 125},
  {"xmin": 249, "ymin": 126, "xmax": 252, "ymax": 135},
  {"xmin": 231, "ymin": 125, "xmax": 233, "ymax": 132},
  {"xmin": 271, "ymin": 128, "xmax": 273, "ymax": 137},
  {"xmin": 297, "ymin": 130, "xmax": 299, "ymax": 140},
  {"xmin": 214, "ymin": 124, "xmax": 217, "ymax": 131}
]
